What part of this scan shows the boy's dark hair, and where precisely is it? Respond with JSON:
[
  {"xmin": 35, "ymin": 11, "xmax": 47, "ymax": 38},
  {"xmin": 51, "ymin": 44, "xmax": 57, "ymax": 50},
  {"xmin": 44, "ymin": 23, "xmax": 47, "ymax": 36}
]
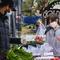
[{"xmin": 46, "ymin": 13, "xmax": 59, "ymax": 25}]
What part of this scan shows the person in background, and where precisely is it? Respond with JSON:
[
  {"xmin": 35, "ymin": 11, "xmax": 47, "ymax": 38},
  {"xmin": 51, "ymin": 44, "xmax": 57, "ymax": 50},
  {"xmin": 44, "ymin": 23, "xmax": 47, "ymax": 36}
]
[
  {"xmin": 36, "ymin": 19, "xmax": 46, "ymax": 35},
  {"xmin": 45, "ymin": 13, "xmax": 60, "ymax": 57},
  {"xmin": 0, "ymin": 0, "xmax": 16, "ymax": 60},
  {"xmin": 35, "ymin": 19, "xmax": 46, "ymax": 44}
]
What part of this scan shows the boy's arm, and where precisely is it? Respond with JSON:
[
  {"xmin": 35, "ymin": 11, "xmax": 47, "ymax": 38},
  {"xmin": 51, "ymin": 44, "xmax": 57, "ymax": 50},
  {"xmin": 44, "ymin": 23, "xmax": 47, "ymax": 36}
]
[{"xmin": 55, "ymin": 29, "xmax": 60, "ymax": 41}]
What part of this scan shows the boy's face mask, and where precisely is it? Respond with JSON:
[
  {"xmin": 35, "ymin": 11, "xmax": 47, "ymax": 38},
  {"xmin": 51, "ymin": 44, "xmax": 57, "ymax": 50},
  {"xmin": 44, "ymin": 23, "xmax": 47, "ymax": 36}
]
[{"xmin": 50, "ymin": 21, "xmax": 57, "ymax": 28}]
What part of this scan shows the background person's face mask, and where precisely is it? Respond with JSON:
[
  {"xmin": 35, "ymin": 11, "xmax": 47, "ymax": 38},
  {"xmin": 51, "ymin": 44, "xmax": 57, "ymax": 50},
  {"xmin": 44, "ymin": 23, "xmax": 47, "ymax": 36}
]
[{"xmin": 6, "ymin": 11, "xmax": 13, "ymax": 16}]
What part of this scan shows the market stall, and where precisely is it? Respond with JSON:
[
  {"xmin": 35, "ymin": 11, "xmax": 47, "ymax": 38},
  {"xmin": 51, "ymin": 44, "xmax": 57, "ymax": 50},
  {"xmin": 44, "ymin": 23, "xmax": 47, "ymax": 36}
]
[{"xmin": 9, "ymin": 0, "xmax": 60, "ymax": 60}]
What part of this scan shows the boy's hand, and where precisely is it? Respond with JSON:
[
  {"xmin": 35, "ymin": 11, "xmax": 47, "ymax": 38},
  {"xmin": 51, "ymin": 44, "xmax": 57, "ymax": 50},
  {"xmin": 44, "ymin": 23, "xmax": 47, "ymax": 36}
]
[{"xmin": 56, "ymin": 36, "xmax": 60, "ymax": 41}]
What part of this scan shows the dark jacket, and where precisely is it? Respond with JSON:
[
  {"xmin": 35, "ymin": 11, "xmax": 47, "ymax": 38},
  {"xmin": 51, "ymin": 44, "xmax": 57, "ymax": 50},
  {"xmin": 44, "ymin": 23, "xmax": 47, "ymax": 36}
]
[{"xmin": 0, "ymin": 14, "xmax": 9, "ymax": 52}]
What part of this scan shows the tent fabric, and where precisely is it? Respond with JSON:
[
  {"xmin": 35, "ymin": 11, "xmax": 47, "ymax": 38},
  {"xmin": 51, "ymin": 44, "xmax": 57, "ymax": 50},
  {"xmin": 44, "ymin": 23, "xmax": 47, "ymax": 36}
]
[{"xmin": 23, "ymin": 16, "xmax": 42, "ymax": 24}]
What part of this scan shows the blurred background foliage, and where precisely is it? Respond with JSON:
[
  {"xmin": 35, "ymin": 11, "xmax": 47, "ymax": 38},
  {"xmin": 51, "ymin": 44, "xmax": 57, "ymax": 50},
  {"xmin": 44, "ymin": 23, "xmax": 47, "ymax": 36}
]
[{"xmin": 22, "ymin": 0, "xmax": 57, "ymax": 16}]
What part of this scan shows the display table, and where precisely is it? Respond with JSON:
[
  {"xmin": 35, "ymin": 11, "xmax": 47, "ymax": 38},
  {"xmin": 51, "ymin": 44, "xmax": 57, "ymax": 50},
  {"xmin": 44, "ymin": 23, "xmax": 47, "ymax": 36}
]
[{"xmin": 10, "ymin": 35, "xmax": 54, "ymax": 60}]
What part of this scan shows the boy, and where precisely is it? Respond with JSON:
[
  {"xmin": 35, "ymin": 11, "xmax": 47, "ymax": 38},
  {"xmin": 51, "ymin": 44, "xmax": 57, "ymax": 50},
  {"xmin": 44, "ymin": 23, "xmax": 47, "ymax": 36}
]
[{"xmin": 45, "ymin": 13, "xmax": 60, "ymax": 57}]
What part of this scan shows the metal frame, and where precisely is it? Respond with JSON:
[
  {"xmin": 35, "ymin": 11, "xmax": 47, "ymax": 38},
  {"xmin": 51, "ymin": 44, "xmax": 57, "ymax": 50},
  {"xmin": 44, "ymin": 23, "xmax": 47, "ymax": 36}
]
[{"xmin": 43, "ymin": 0, "xmax": 60, "ymax": 26}]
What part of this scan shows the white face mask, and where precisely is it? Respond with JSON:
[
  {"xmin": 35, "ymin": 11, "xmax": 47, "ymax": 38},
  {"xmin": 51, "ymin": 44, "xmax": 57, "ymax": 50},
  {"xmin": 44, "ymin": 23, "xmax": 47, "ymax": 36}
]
[
  {"xmin": 50, "ymin": 21, "xmax": 57, "ymax": 28},
  {"xmin": 6, "ymin": 11, "xmax": 13, "ymax": 16}
]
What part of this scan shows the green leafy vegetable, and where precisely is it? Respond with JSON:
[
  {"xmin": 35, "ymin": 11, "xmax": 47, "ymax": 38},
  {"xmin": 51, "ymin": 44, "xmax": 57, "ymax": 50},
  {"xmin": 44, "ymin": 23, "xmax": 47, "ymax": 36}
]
[{"xmin": 7, "ymin": 46, "xmax": 33, "ymax": 60}]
